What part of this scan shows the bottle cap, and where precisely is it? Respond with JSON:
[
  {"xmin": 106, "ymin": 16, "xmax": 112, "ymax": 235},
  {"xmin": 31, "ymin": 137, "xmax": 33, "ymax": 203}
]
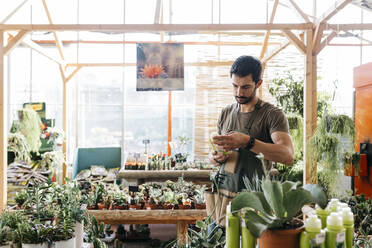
[
  {"xmin": 327, "ymin": 212, "xmax": 343, "ymax": 227},
  {"xmin": 226, "ymin": 202, "xmax": 231, "ymax": 214},
  {"xmin": 305, "ymin": 214, "xmax": 322, "ymax": 232}
]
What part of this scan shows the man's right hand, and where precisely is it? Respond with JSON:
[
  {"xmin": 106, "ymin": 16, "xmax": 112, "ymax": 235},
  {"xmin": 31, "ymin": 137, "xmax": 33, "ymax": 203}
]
[{"xmin": 209, "ymin": 150, "xmax": 230, "ymax": 166}]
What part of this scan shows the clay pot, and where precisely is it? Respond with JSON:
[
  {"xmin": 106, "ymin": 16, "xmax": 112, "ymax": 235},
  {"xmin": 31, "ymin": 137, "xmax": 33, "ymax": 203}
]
[
  {"xmin": 129, "ymin": 204, "xmax": 142, "ymax": 210},
  {"xmin": 194, "ymin": 203, "xmax": 206, "ymax": 209},
  {"xmin": 144, "ymin": 203, "xmax": 158, "ymax": 210},
  {"xmin": 161, "ymin": 204, "xmax": 173, "ymax": 210},
  {"xmin": 177, "ymin": 204, "xmax": 191, "ymax": 210},
  {"xmin": 97, "ymin": 202, "xmax": 109, "ymax": 210},
  {"xmin": 113, "ymin": 205, "xmax": 127, "ymax": 210},
  {"xmin": 87, "ymin": 205, "xmax": 97, "ymax": 210},
  {"xmin": 259, "ymin": 226, "xmax": 304, "ymax": 248}
]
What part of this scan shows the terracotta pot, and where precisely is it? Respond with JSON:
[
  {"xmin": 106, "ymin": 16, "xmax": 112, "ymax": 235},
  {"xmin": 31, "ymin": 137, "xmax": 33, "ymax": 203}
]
[
  {"xmin": 177, "ymin": 204, "xmax": 191, "ymax": 210},
  {"xmin": 97, "ymin": 202, "xmax": 109, "ymax": 210},
  {"xmin": 161, "ymin": 203, "xmax": 174, "ymax": 210},
  {"xmin": 259, "ymin": 227, "xmax": 304, "ymax": 248},
  {"xmin": 113, "ymin": 205, "xmax": 127, "ymax": 210},
  {"xmin": 129, "ymin": 204, "xmax": 142, "ymax": 210},
  {"xmin": 144, "ymin": 203, "xmax": 158, "ymax": 210},
  {"xmin": 87, "ymin": 205, "xmax": 97, "ymax": 210},
  {"xmin": 194, "ymin": 203, "xmax": 206, "ymax": 209},
  {"xmin": 344, "ymin": 162, "xmax": 354, "ymax": 176}
]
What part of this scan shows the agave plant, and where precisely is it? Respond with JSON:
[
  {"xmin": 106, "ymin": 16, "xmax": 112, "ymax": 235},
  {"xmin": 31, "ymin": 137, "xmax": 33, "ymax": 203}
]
[{"xmin": 231, "ymin": 179, "xmax": 327, "ymax": 238}]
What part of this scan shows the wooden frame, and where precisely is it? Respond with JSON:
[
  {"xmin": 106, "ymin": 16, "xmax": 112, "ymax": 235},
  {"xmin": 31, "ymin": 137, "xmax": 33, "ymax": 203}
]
[{"xmin": 1, "ymin": 0, "xmax": 371, "ymax": 211}]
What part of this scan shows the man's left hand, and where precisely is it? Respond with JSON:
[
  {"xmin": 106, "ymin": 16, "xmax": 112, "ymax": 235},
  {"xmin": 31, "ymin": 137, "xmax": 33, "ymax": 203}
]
[{"xmin": 212, "ymin": 131, "xmax": 250, "ymax": 151}]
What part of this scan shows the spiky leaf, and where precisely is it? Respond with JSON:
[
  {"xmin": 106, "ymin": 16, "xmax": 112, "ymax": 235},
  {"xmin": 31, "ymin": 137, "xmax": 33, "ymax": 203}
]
[
  {"xmin": 231, "ymin": 192, "xmax": 270, "ymax": 214},
  {"xmin": 262, "ymin": 180, "xmax": 285, "ymax": 218},
  {"xmin": 283, "ymin": 189, "xmax": 314, "ymax": 219}
]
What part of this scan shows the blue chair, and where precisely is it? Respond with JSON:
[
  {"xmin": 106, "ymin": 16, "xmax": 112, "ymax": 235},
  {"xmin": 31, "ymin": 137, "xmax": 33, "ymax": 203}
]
[{"xmin": 72, "ymin": 147, "xmax": 122, "ymax": 179}]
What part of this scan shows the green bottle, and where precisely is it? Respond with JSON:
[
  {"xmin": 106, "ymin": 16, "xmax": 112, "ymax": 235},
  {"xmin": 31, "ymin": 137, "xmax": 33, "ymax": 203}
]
[
  {"xmin": 226, "ymin": 202, "xmax": 240, "ymax": 248},
  {"xmin": 316, "ymin": 204, "xmax": 330, "ymax": 229},
  {"xmin": 241, "ymin": 218, "xmax": 256, "ymax": 248},
  {"xmin": 325, "ymin": 212, "xmax": 345, "ymax": 248},
  {"xmin": 340, "ymin": 208, "xmax": 354, "ymax": 248},
  {"xmin": 300, "ymin": 214, "xmax": 326, "ymax": 248}
]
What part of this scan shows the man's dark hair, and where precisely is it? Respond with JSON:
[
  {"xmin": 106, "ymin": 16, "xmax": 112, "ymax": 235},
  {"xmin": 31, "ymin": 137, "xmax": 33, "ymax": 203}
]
[{"xmin": 230, "ymin": 55, "xmax": 262, "ymax": 84}]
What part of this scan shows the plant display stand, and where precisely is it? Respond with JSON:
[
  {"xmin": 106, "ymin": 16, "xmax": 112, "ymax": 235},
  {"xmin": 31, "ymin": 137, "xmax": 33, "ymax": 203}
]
[
  {"xmin": 116, "ymin": 169, "xmax": 213, "ymax": 185},
  {"xmin": 88, "ymin": 209, "xmax": 207, "ymax": 246}
]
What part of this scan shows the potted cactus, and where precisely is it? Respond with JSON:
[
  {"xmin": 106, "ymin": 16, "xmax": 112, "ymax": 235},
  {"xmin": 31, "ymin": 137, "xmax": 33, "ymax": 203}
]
[
  {"xmin": 145, "ymin": 188, "xmax": 162, "ymax": 210},
  {"xmin": 113, "ymin": 191, "xmax": 128, "ymax": 210}
]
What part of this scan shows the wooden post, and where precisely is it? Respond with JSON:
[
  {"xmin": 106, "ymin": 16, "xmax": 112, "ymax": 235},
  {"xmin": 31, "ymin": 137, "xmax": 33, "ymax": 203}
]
[
  {"xmin": 303, "ymin": 29, "xmax": 317, "ymax": 184},
  {"xmin": 0, "ymin": 31, "xmax": 8, "ymax": 211},
  {"xmin": 177, "ymin": 220, "xmax": 189, "ymax": 246},
  {"xmin": 168, "ymin": 91, "xmax": 172, "ymax": 157},
  {"xmin": 62, "ymin": 79, "xmax": 68, "ymax": 183}
]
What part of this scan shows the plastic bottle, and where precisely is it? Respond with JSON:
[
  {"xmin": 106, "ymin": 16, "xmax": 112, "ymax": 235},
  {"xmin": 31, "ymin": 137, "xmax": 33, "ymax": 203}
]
[
  {"xmin": 341, "ymin": 208, "xmax": 354, "ymax": 248},
  {"xmin": 241, "ymin": 218, "xmax": 256, "ymax": 248},
  {"xmin": 316, "ymin": 204, "xmax": 330, "ymax": 229},
  {"xmin": 325, "ymin": 212, "xmax": 345, "ymax": 248},
  {"xmin": 226, "ymin": 202, "xmax": 240, "ymax": 248},
  {"xmin": 300, "ymin": 214, "xmax": 326, "ymax": 248}
]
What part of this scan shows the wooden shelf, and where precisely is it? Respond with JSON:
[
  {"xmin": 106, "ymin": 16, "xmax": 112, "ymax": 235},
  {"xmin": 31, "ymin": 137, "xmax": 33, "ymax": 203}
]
[{"xmin": 116, "ymin": 169, "xmax": 214, "ymax": 181}]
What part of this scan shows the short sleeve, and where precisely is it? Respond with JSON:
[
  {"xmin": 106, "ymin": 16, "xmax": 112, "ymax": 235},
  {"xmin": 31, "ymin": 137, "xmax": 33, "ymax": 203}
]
[
  {"xmin": 217, "ymin": 109, "xmax": 224, "ymax": 135},
  {"xmin": 268, "ymin": 108, "xmax": 289, "ymax": 135}
]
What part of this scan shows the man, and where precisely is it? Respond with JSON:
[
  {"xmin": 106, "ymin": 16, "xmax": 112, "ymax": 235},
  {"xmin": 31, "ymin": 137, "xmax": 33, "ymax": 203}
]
[{"xmin": 207, "ymin": 55, "xmax": 294, "ymax": 226}]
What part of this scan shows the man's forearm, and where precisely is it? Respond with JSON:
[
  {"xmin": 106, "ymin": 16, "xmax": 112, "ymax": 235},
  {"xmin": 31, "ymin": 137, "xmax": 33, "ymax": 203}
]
[{"xmin": 249, "ymin": 138, "xmax": 294, "ymax": 165}]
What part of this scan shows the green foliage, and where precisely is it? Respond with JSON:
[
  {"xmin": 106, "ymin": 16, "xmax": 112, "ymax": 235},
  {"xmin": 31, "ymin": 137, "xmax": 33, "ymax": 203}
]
[
  {"xmin": 14, "ymin": 222, "xmax": 53, "ymax": 244},
  {"xmin": 16, "ymin": 108, "xmax": 43, "ymax": 153},
  {"xmin": 0, "ymin": 218, "xmax": 9, "ymax": 245},
  {"xmin": 269, "ymin": 73, "xmax": 331, "ymax": 118},
  {"xmin": 15, "ymin": 189, "xmax": 28, "ymax": 206},
  {"xmin": 348, "ymin": 194, "xmax": 372, "ymax": 236},
  {"xmin": 7, "ymin": 132, "xmax": 31, "ymax": 162},
  {"xmin": 231, "ymin": 179, "xmax": 327, "ymax": 238},
  {"xmin": 287, "ymin": 114, "xmax": 303, "ymax": 161},
  {"xmin": 85, "ymin": 216, "xmax": 105, "ymax": 243}
]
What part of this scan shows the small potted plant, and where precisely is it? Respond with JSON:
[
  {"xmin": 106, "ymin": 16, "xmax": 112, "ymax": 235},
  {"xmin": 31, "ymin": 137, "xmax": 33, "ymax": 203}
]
[
  {"xmin": 129, "ymin": 193, "xmax": 143, "ymax": 210},
  {"xmin": 86, "ymin": 192, "xmax": 98, "ymax": 210},
  {"xmin": 193, "ymin": 192, "xmax": 206, "ymax": 209},
  {"xmin": 113, "ymin": 192, "xmax": 128, "ymax": 210},
  {"xmin": 15, "ymin": 189, "xmax": 28, "ymax": 208},
  {"xmin": 144, "ymin": 188, "xmax": 161, "ymax": 210},
  {"xmin": 51, "ymin": 210, "xmax": 75, "ymax": 248},
  {"xmin": 177, "ymin": 193, "xmax": 191, "ymax": 210},
  {"xmin": 98, "ymin": 194, "xmax": 113, "ymax": 210},
  {"xmin": 0, "ymin": 218, "xmax": 10, "ymax": 248},
  {"xmin": 160, "ymin": 191, "xmax": 177, "ymax": 210},
  {"xmin": 15, "ymin": 222, "xmax": 53, "ymax": 248}
]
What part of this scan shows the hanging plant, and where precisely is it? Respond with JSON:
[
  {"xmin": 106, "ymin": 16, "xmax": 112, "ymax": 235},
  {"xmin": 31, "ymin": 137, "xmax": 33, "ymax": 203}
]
[
  {"xmin": 17, "ymin": 108, "xmax": 42, "ymax": 153},
  {"xmin": 7, "ymin": 132, "xmax": 31, "ymax": 162},
  {"xmin": 38, "ymin": 151, "xmax": 65, "ymax": 171}
]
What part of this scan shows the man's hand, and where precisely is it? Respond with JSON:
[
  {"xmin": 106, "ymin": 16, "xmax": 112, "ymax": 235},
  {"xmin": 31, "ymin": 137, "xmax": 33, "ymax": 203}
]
[
  {"xmin": 209, "ymin": 150, "xmax": 230, "ymax": 166},
  {"xmin": 212, "ymin": 131, "xmax": 250, "ymax": 151}
]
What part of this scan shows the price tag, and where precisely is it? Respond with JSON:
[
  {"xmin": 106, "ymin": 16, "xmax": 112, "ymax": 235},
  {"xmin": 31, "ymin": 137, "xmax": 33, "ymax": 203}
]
[
  {"xmin": 315, "ymin": 233, "xmax": 325, "ymax": 244},
  {"xmin": 241, "ymin": 219, "xmax": 246, "ymax": 227},
  {"xmin": 81, "ymin": 204, "xmax": 87, "ymax": 210},
  {"xmin": 336, "ymin": 232, "xmax": 345, "ymax": 243},
  {"xmin": 226, "ymin": 219, "xmax": 229, "ymax": 227}
]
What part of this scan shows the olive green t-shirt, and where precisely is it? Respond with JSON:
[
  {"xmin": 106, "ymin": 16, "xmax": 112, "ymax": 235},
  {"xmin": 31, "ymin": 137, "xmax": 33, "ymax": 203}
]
[{"xmin": 217, "ymin": 102, "xmax": 289, "ymax": 143}]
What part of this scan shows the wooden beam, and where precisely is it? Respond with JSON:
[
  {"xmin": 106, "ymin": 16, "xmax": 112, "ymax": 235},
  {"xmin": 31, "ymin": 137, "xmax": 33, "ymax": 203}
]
[
  {"xmin": 177, "ymin": 221, "xmax": 189, "ymax": 246},
  {"xmin": 3, "ymin": 30, "xmax": 28, "ymax": 56},
  {"xmin": 262, "ymin": 41, "xmax": 291, "ymax": 64},
  {"xmin": 304, "ymin": 28, "xmax": 317, "ymax": 184},
  {"xmin": 316, "ymin": 0, "xmax": 352, "ymax": 24},
  {"xmin": 154, "ymin": 0, "xmax": 162, "ymax": 24},
  {"xmin": 259, "ymin": 0, "xmax": 279, "ymax": 59},
  {"xmin": 0, "ymin": 23, "xmax": 313, "ymax": 32},
  {"xmin": 282, "ymin": 30, "xmax": 306, "ymax": 54},
  {"xmin": 327, "ymin": 23, "xmax": 372, "ymax": 30},
  {"xmin": 41, "ymin": 0, "xmax": 65, "ymax": 61},
  {"xmin": 0, "ymin": 31, "xmax": 7, "ymax": 211},
  {"xmin": 314, "ymin": 30, "xmax": 338, "ymax": 55},
  {"xmin": 66, "ymin": 61, "xmax": 234, "ymax": 67},
  {"xmin": 286, "ymin": 0, "xmax": 311, "ymax": 23},
  {"xmin": 168, "ymin": 91, "xmax": 172, "ymax": 157},
  {"xmin": 65, "ymin": 66, "xmax": 82, "ymax": 84},
  {"xmin": 312, "ymin": 23, "xmax": 324, "ymax": 55},
  {"xmin": 0, "ymin": 0, "xmax": 30, "ymax": 24}
]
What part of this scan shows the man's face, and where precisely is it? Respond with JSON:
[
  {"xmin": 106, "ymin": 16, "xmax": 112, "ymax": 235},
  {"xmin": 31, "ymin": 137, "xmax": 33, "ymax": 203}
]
[{"xmin": 232, "ymin": 74, "xmax": 259, "ymax": 104}]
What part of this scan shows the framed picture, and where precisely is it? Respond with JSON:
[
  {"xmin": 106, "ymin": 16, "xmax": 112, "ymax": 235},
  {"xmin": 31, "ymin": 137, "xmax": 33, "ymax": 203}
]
[{"xmin": 137, "ymin": 43, "xmax": 184, "ymax": 91}]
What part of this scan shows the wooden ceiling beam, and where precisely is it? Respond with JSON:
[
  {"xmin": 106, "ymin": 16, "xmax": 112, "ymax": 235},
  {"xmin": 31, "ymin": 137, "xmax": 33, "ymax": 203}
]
[
  {"xmin": 4, "ymin": 30, "xmax": 28, "ymax": 56},
  {"xmin": 282, "ymin": 29, "xmax": 306, "ymax": 54}
]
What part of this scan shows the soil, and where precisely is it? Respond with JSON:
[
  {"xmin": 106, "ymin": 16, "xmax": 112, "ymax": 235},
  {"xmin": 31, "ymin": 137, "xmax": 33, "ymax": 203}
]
[{"xmin": 270, "ymin": 218, "xmax": 304, "ymax": 230}]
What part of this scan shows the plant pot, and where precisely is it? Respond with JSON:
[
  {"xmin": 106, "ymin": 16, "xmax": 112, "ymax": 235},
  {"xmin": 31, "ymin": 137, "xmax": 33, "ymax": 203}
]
[
  {"xmin": 97, "ymin": 202, "xmax": 109, "ymax": 210},
  {"xmin": 344, "ymin": 162, "xmax": 354, "ymax": 177},
  {"xmin": 129, "ymin": 204, "xmax": 142, "ymax": 210},
  {"xmin": 22, "ymin": 243, "xmax": 49, "ymax": 248},
  {"xmin": 194, "ymin": 203, "xmax": 206, "ymax": 209},
  {"xmin": 144, "ymin": 203, "xmax": 158, "ymax": 210},
  {"xmin": 87, "ymin": 205, "xmax": 97, "ymax": 210},
  {"xmin": 113, "ymin": 205, "xmax": 127, "ymax": 210},
  {"xmin": 177, "ymin": 204, "xmax": 191, "ymax": 210},
  {"xmin": 161, "ymin": 203, "xmax": 173, "ymax": 210},
  {"xmin": 259, "ymin": 227, "xmax": 304, "ymax": 248},
  {"xmin": 54, "ymin": 237, "xmax": 76, "ymax": 248},
  {"xmin": 74, "ymin": 221, "xmax": 83, "ymax": 248}
]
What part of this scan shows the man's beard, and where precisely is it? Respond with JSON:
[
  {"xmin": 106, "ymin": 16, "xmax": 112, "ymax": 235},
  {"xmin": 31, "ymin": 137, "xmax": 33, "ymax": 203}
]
[{"xmin": 235, "ymin": 87, "xmax": 256, "ymax": 105}]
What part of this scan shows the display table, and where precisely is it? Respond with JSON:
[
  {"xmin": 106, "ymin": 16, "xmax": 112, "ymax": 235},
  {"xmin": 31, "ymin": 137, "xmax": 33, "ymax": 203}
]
[
  {"xmin": 116, "ymin": 170, "xmax": 214, "ymax": 185},
  {"xmin": 88, "ymin": 209, "xmax": 207, "ymax": 245}
]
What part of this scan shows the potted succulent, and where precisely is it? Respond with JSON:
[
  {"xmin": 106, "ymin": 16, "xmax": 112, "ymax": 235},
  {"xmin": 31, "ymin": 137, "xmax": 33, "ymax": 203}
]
[
  {"xmin": 231, "ymin": 180, "xmax": 327, "ymax": 248},
  {"xmin": 15, "ymin": 189, "xmax": 28, "ymax": 208},
  {"xmin": 113, "ymin": 192, "xmax": 128, "ymax": 210},
  {"xmin": 144, "ymin": 188, "xmax": 162, "ymax": 210},
  {"xmin": 15, "ymin": 222, "xmax": 53, "ymax": 248},
  {"xmin": 160, "ymin": 191, "xmax": 177, "ymax": 210},
  {"xmin": 51, "ymin": 210, "xmax": 75, "ymax": 248},
  {"xmin": 86, "ymin": 191, "xmax": 98, "ymax": 210},
  {"xmin": 97, "ymin": 194, "xmax": 113, "ymax": 210},
  {"xmin": 193, "ymin": 190, "xmax": 206, "ymax": 210},
  {"xmin": 129, "ymin": 193, "xmax": 143, "ymax": 210},
  {"xmin": 84, "ymin": 216, "xmax": 107, "ymax": 248},
  {"xmin": 177, "ymin": 193, "xmax": 191, "ymax": 210}
]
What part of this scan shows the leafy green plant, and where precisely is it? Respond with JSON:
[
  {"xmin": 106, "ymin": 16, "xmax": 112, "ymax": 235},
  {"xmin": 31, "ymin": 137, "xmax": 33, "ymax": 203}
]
[
  {"xmin": 85, "ymin": 216, "xmax": 105, "ymax": 242},
  {"xmin": 52, "ymin": 209, "xmax": 74, "ymax": 241},
  {"xmin": 14, "ymin": 222, "xmax": 53, "ymax": 244},
  {"xmin": 348, "ymin": 194, "xmax": 372, "ymax": 236},
  {"xmin": 0, "ymin": 218, "xmax": 9, "ymax": 246},
  {"xmin": 15, "ymin": 108, "xmax": 43, "ymax": 153},
  {"xmin": 7, "ymin": 132, "xmax": 31, "ymax": 162},
  {"xmin": 231, "ymin": 179, "xmax": 327, "ymax": 238},
  {"xmin": 15, "ymin": 189, "xmax": 28, "ymax": 206}
]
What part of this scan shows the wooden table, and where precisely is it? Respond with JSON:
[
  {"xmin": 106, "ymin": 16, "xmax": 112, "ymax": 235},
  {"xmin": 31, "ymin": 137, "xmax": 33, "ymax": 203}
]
[
  {"xmin": 116, "ymin": 170, "xmax": 214, "ymax": 185},
  {"xmin": 88, "ymin": 209, "xmax": 207, "ymax": 246}
]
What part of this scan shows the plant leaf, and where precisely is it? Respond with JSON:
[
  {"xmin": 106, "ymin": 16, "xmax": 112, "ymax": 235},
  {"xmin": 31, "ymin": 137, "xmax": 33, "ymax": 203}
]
[
  {"xmin": 262, "ymin": 180, "xmax": 285, "ymax": 218},
  {"xmin": 231, "ymin": 192, "xmax": 270, "ymax": 214},
  {"xmin": 302, "ymin": 184, "xmax": 328, "ymax": 209},
  {"xmin": 242, "ymin": 210, "xmax": 271, "ymax": 238},
  {"xmin": 252, "ymin": 192, "xmax": 272, "ymax": 215},
  {"xmin": 283, "ymin": 189, "xmax": 314, "ymax": 219},
  {"xmin": 282, "ymin": 181, "xmax": 298, "ymax": 195}
]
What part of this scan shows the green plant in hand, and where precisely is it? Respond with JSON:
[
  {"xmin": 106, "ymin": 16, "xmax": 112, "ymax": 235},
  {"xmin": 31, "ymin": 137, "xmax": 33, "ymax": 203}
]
[{"xmin": 231, "ymin": 179, "xmax": 327, "ymax": 238}]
